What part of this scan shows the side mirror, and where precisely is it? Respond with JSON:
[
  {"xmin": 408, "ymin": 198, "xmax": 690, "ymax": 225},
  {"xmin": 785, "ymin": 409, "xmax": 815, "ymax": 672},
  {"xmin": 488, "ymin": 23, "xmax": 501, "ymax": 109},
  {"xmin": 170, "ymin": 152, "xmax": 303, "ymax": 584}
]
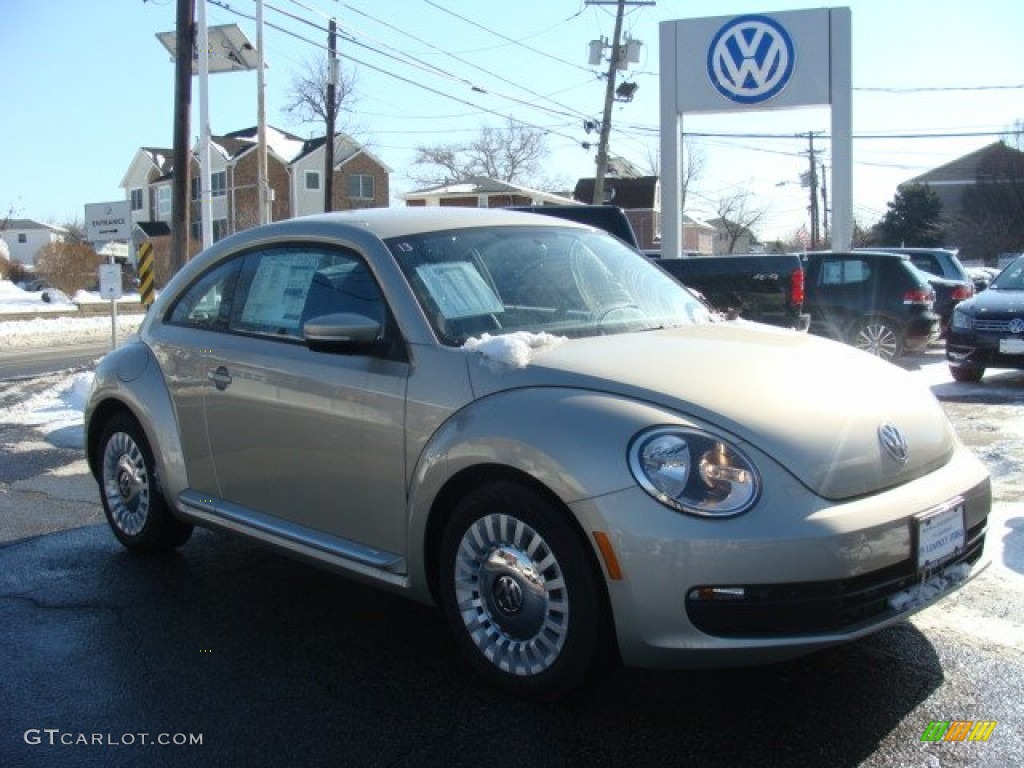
[{"xmin": 303, "ymin": 313, "xmax": 384, "ymax": 355}]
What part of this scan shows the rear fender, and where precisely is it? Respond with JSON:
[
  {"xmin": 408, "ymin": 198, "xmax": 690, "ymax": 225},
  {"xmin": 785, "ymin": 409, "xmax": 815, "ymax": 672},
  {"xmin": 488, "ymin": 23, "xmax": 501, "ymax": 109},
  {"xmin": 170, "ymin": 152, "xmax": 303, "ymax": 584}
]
[{"xmin": 85, "ymin": 342, "xmax": 188, "ymax": 504}]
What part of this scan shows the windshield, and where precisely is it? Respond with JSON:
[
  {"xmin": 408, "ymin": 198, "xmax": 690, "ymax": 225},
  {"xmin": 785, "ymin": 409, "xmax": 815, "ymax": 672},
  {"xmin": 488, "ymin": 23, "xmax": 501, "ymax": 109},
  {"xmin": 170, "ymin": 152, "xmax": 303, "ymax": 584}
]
[
  {"xmin": 386, "ymin": 225, "xmax": 712, "ymax": 345},
  {"xmin": 991, "ymin": 257, "xmax": 1024, "ymax": 290}
]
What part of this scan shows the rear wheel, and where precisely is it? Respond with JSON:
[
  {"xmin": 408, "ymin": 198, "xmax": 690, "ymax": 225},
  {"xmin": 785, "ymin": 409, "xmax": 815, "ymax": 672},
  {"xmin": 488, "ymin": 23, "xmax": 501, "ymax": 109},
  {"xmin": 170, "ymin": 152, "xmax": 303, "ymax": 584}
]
[
  {"xmin": 852, "ymin": 317, "xmax": 902, "ymax": 361},
  {"xmin": 439, "ymin": 481, "xmax": 604, "ymax": 699},
  {"xmin": 96, "ymin": 414, "xmax": 193, "ymax": 552},
  {"xmin": 949, "ymin": 364, "xmax": 985, "ymax": 382}
]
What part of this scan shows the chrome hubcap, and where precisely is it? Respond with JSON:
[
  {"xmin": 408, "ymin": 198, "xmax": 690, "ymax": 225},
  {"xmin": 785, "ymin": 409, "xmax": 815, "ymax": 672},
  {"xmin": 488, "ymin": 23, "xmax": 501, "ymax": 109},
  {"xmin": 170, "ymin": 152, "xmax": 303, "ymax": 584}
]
[
  {"xmin": 856, "ymin": 323, "xmax": 898, "ymax": 360},
  {"xmin": 454, "ymin": 513, "xmax": 569, "ymax": 676},
  {"xmin": 101, "ymin": 432, "xmax": 150, "ymax": 536}
]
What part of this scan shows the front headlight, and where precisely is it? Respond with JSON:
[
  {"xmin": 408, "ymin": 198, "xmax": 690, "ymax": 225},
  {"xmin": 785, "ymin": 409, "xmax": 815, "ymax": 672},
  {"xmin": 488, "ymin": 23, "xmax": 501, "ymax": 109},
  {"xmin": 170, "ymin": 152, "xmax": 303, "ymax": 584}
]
[
  {"xmin": 952, "ymin": 309, "xmax": 972, "ymax": 330},
  {"xmin": 628, "ymin": 427, "xmax": 760, "ymax": 517}
]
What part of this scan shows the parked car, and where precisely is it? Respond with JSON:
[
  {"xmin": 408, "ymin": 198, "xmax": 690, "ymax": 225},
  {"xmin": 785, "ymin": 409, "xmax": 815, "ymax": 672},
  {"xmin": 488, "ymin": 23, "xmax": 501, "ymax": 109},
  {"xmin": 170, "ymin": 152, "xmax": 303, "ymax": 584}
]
[
  {"xmin": 947, "ymin": 254, "xmax": 1024, "ymax": 381},
  {"xmin": 862, "ymin": 247, "xmax": 974, "ymax": 335},
  {"xmin": 966, "ymin": 266, "xmax": 1001, "ymax": 293},
  {"xmin": 803, "ymin": 250, "xmax": 940, "ymax": 360},
  {"xmin": 85, "ymin": 209, "xmax": 990, "ymax": 698}
]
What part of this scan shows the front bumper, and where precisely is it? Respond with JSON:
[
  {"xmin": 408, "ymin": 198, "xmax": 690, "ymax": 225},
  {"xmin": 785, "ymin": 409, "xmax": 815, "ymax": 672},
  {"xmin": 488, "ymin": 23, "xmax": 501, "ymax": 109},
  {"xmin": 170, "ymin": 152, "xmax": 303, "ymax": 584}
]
[
  {"xmin": 947, "ymin": 328, "xmax": 1024, "ymax": 370},
  {"xmin": 572, "ymin": 444, "xmax": 991, "ymax": 669}
]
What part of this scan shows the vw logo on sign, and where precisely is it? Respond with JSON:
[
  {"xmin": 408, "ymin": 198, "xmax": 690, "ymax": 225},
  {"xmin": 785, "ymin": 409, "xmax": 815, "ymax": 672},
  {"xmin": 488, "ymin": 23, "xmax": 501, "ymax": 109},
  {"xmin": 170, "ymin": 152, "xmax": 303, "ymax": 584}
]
[
  {"xmin": 707, "ymin": 15, "xmax": 795, "ymax": 105},
  {"xmin": 1009, "ymin": 318, "xmax": 1024, "ymax": 334}
]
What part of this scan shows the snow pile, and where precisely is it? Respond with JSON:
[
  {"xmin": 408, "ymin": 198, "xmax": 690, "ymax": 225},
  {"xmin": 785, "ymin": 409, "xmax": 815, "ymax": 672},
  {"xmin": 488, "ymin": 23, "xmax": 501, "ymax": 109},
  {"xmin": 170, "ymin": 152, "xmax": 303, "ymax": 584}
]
[
  {"xmin": 0, "ymin": 314, "xmax": 145, "ymax": 348},
  {"xmin": 463, "ymin": 332, "xmax": 568, "ymax": 371},
  {"xmin": 0, "ymin": 280, "xmax": 74, "ymax": 314}
]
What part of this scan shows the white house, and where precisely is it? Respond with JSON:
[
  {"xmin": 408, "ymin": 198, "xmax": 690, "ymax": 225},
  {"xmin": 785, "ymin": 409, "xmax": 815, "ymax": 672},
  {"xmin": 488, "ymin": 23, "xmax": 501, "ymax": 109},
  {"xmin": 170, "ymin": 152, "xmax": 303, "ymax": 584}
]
[{"xmin": 0, "ymin": 219, "xmax": 68, "ymax": 267}]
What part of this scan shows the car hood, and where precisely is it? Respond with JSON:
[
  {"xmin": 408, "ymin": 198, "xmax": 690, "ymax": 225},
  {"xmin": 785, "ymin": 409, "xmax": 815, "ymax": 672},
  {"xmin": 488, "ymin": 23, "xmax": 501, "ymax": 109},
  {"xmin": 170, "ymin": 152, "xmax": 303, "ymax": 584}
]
[
  {"xmin": 464, "ymin": 322, "xmax": 954, "ymax": 500},
  {"xmin": 961, "ymin": 287, "xmax": 1024, "ymax": 315}
]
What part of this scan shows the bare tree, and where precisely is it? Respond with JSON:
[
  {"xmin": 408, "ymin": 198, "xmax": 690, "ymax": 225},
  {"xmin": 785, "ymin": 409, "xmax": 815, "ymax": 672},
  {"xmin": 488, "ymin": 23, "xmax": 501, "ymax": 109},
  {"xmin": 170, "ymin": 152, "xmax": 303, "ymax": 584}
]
[
  {"xmin": 713, "ymin": 191, "xmax": 768, "ymax": 254},
  {"xmin": 644, "ymin": 138, "xmax": 706, "ymax": 213},
  {"xmin": 409, "ymin": 118, "xmax": 550, "ymax": 188},
  {"xmin": 36, "ymin": 240, "xmax": 102, "ymax": 294},
  {"xmin": 282, "ymin": 55, "xmax": 358, "ymax": 128}
]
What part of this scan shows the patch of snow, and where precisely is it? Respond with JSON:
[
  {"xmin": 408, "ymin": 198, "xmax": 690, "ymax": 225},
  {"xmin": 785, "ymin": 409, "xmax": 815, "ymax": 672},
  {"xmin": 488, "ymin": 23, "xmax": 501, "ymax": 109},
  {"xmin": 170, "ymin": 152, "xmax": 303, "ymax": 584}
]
[
  {"xmin": 0, "ymin": 315, "xmax": 144, "ymax": 348},
  {"xmin": 463, "ymin": 332, "xmax": 568, "ymax": 371},
  {"xmin": 4, "ymin": 371, "xmax": 95, "ymax": 449},
  {"xmin": 72, "ymin": 289, "xmax": 143, "ymax": 304},
  {"xmin": 0, "ymin": 280, "xmax": 74, "ymax": 314}
]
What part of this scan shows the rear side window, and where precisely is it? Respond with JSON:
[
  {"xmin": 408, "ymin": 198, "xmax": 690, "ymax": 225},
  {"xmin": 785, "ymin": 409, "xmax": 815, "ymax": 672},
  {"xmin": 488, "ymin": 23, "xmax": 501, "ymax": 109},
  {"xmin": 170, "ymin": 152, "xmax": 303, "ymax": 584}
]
[
  {"xmin": 820, "ymin": 259, "xmax": 871, "ymax": 286},
  {"xmin": 908, "ymin": 254, "xmax": 941, "ymax": 277},
  {"xmin": 166, "ymin": 259, "xmax": 243, "ymax": 331}
]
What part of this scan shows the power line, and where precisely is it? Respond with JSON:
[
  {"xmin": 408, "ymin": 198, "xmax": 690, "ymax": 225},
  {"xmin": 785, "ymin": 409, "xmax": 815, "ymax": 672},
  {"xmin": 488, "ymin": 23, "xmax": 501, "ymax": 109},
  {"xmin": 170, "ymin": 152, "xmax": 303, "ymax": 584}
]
[{"xmin": 209, "ymin": 0, "xmax": 587, "ymax": 147}]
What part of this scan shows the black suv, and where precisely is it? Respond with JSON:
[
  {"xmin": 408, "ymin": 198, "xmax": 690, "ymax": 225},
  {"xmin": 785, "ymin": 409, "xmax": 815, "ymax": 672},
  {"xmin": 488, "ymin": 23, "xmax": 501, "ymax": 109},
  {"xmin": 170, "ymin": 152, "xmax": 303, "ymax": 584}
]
[
  {"xmin": 861, "ymin": 247, "xmax": 974, "ymax": 335},
  {"xmin": 803, "ymin": 251, "xmax": 940, "ymax": 361}
]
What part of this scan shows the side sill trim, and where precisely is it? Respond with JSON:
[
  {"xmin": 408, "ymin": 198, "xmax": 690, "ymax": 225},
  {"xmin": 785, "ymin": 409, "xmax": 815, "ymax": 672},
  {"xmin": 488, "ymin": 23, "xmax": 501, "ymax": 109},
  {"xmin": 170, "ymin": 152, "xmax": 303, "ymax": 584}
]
[{"xmin": 178, "ymin": 489, "xmax": 408, "ymax": 585}]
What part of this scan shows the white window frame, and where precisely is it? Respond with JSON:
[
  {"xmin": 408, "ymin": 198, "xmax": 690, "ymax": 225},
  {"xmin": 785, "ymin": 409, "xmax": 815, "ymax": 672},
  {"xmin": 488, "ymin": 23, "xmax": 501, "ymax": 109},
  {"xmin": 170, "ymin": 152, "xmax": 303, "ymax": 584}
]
[
  {"xmin": 305, "ymin": 170, "xmax": 321, "ymax": 191},
  {"xmin": 348, "ymin": 173, "xmax": 374, "ymax": 200},
  {"xmin": 130, "ymin": 187, "xmax": 144, "ymax": 211},
  {"xmin": 212, "ymin": 170, "xmax": 227, "ymax": 198},
  {"xmin": 157, "ymin": 186, "xmax": 172, "ymax": 217}
]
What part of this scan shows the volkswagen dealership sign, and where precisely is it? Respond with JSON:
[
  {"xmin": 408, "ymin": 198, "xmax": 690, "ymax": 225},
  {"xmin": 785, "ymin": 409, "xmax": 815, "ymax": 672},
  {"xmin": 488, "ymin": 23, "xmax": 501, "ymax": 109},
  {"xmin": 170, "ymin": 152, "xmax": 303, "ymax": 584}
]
[
  {"xmin": 666, "ymin": 9, "xmax": 837, "ymax": 113},
  {"xmin": 706, "ymin": 15, "xmax": 795, "ymax": 105},
  {"xmin": 658, "ymin": 8, "xmax": 852, "ymax": 255}
]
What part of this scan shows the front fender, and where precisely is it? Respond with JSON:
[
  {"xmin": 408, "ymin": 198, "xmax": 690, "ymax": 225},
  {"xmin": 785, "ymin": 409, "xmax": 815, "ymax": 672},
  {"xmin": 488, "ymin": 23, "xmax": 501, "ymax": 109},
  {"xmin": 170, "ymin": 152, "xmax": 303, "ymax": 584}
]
[
  {"xmin": 85, "ymin": 340, "xmax": 188, "ymax": 505},
  {"xmin": 403, "ymin": 387, "xmax": 701, "ymax": 600}
]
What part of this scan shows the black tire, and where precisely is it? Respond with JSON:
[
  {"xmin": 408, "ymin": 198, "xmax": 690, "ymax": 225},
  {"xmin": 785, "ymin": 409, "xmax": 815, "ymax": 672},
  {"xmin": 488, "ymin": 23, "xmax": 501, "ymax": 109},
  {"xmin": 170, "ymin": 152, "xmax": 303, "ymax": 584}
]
[
  {"xmin": 439, "ymin": 481, "xmax": 604, "ymax": 700},
  {"xmin": 96, "ymin": 414, "xmax": 193, "ymax": 552},
  {"xmin": 851, "ymin": 317, "xmax": 903, "ymax": 361},
  {"xmin": 949, "ymin": 364, "xmax": 985, "ymax": 382}
]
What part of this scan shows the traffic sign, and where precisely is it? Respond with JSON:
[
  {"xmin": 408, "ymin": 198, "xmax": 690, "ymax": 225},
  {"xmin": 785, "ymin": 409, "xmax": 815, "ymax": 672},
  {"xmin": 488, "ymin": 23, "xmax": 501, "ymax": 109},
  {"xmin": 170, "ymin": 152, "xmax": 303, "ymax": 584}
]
[{"xmin": 85, "ymin": 201, "xmax": 132, "ymax": 243}]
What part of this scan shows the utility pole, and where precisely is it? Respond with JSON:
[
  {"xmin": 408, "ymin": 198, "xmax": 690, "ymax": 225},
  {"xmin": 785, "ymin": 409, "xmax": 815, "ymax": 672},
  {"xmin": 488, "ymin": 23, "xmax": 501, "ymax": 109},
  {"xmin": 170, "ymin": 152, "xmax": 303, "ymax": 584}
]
[
  {"xmin": 591, "ymin": 0, "xmax": 626, "ymax": 206},
  {"xmin": 324, "ymin": 18, "xmax": 338, "ymax": 212},
  {"xmin": 170, "ymin": 0, "xmax": 193, "ymax": 272},
  {"xmin": 257, "ymin": 0, "xmax": 271, "ymax": 224},
  {"xmin": 820, "ymin": 161, "xmax": 829, "ymax": 245},
  {"xmin": 806, "ymin": 132, "xmax": 821, "ymax": 250}
]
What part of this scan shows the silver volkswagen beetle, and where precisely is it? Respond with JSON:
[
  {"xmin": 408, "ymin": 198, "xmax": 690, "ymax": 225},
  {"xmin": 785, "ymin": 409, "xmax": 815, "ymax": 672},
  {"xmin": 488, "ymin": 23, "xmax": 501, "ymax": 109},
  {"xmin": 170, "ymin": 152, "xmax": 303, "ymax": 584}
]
[{"xmin": 85, "ymin": 208, "xmax": 990, "ymax": 698}]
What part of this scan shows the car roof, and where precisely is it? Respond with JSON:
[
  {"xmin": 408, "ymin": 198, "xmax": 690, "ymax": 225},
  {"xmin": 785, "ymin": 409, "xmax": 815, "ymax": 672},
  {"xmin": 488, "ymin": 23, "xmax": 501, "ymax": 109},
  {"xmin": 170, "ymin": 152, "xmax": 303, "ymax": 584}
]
[
  {"xmin": 803, "ymin": 250, "xmax": 910, "ymax": 260},
  {"xmin": 291, "ymin": 206, "xmax": 590, "ymax": 240}
]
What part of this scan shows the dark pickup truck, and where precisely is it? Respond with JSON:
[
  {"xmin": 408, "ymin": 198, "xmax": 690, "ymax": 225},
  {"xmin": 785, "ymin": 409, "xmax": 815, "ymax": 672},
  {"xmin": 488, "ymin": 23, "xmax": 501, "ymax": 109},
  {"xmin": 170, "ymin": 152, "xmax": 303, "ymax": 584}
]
[{"xmin": 511, "ymin": 204, "xmax": 809, "ymax": 330}]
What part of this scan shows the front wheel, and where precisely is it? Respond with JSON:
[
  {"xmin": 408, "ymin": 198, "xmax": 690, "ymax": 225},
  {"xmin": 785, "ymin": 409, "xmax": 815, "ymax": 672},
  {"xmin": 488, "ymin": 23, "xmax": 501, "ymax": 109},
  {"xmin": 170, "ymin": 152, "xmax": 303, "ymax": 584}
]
[
  {"xmin": 96, "ymin": 414, "xmax": 193, "ymax": 552},
  {"xmin": 949, "ymin": 364, "xmax": 985, "ymax": 382},
  {"xmin": 439, "ymin": 482, "xmax": 604, "ymax": 699},
  {"xmin": 852, "ymin": 317, "xmax": 903, "ymax": 361}
]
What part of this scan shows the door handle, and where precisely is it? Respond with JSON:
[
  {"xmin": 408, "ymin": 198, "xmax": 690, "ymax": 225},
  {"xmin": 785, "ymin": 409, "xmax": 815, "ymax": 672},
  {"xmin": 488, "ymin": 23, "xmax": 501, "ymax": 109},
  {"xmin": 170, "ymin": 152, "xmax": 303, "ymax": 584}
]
[{"xmin": 207, "ymin": 366, "xmax": 232, "ymax": 391}]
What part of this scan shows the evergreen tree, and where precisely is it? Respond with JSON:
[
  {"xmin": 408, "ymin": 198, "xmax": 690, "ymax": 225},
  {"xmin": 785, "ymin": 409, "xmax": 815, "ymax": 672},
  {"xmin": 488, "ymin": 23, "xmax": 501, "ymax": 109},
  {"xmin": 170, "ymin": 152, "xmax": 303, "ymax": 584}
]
[{"xmin": 877, "ymin": 183, "xmax": 945, "ymax": 246}]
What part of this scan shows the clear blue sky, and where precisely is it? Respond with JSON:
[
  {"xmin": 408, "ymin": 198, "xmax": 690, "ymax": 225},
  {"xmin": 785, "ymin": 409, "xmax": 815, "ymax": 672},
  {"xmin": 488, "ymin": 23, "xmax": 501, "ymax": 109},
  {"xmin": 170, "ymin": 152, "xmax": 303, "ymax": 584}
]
[{"xmin": 1, "ymin": 0, "xmax": 1021, "ymax": 240}]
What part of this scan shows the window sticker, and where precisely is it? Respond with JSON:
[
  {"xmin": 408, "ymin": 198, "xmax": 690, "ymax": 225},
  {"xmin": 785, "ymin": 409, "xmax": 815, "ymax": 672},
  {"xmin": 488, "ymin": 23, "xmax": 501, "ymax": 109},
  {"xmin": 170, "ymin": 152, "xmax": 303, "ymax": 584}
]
[
  {"xmin": 241, "ymin": 252, "xmax": 321, "ymax": 332},
  {"xmin": 416, "ymin": 262, "xmax": 503, "ymax": 320}
]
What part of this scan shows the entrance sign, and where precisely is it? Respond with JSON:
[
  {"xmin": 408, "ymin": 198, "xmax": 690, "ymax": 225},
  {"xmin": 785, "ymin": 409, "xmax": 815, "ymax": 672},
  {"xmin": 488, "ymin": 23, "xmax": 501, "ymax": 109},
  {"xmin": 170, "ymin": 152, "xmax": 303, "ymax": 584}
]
[
  {"xmin": 84, "ymin": 199, "xmax": 133, "ymax": 349},
  {"xmin": 659, "ymin": 8, "xmax": 852, "ymax": 256},
  {"xmin": 85, "ymin": 201, "xmax": 132, "ymax": 243}
]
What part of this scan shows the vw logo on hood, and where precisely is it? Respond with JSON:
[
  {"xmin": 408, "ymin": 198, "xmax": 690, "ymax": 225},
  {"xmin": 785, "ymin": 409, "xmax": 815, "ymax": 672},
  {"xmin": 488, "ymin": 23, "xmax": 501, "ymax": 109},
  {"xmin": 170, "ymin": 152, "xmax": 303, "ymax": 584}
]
[
  {"xmin": 878, "ymin": 423, "xmax": 909, "ymax": 465},
  {"xmin": 707, "ymin": 15, "xmax": 795, "ymax": 105},
  {"xmin": 1009, "ymin": 318, "xmax": 1024, "ymax": 335}
]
